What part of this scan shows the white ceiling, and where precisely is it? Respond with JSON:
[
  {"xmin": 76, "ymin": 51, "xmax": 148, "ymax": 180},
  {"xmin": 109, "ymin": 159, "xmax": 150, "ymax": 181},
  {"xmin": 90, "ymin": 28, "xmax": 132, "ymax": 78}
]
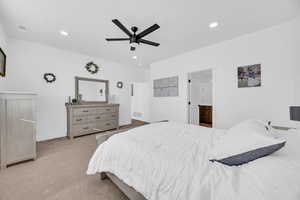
[{"xmin": 0, "ymin": 0, "xmax": 299, "ymax": 67}]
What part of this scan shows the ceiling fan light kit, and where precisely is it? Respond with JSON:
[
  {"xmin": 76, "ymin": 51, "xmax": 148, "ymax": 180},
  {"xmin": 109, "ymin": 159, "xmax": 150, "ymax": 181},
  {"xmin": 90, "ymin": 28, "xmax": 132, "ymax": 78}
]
[{"xmin": 106, "ymin": 19, "xmax": 160, "ymax": 51}]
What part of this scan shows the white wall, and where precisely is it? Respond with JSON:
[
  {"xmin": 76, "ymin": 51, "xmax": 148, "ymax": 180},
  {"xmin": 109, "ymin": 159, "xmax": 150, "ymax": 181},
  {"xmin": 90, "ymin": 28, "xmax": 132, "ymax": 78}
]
[
  {"xmin": 131, "ymin": 82, "xmax": 151, "ymax": 122},
  {"xmin": 293, "ymin": 19, "xmax": 300, "ymax": 105},
  {"xmin": 0, "ymin": 21, "xmax": 8, "ymax": 90},
  {"xmin": 150, "ymin": 17, "xmax": 300, "ymax": 129},
  {"xmin": 1, "ymin": 39, "xmax": 147, "ymax": 141},
  {"xmin": 0, "ymin": 22, "xmax": 7, "ymax": 49}
]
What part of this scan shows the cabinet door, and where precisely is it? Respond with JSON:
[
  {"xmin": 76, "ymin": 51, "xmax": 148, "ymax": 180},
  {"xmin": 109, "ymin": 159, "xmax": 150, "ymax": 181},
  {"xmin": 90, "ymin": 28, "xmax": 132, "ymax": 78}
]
[{"xmin": 6, "ymin": 99, "xmax": 36, "ymax": 164}]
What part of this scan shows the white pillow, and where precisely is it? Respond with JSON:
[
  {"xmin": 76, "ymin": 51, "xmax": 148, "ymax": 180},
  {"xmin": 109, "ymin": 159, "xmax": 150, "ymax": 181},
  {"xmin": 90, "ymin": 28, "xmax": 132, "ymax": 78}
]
[
  {"xmin": 210, "ymin": 120, "xmax": 286, "ymax": 166},
  {"xmin": 228, "ymin": 119, "xmax": 269, "ymax": 136}
]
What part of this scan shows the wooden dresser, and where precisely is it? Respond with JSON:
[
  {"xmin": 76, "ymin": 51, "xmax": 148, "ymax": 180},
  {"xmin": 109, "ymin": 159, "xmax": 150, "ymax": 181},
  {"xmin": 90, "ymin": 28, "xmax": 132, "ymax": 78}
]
[
  {"xmin": 0, "ymin": 92, "xmax": 37, "ymax": 170},
  {"xmin": 198, "ymin": 105, "xmax": 212, "ymax": 128},
  {"xmin": 66, "ymin": 103, "xmax": 119, "ymax": 139}
]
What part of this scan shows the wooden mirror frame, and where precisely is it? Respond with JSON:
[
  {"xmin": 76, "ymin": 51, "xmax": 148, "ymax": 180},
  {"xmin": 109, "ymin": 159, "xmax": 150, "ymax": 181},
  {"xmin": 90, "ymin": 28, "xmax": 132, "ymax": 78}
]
[
  {"xmin": 0, "ymin": 48, "xmax": 6, "ymax": 77},
  {"xmin": 75, "ymin": 76, "xmax": 109, "ymax": 104}
]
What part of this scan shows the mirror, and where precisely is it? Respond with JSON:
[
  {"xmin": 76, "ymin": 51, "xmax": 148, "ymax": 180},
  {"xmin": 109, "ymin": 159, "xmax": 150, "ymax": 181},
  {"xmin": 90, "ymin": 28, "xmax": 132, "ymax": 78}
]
[{"xmin": 75, "ymin": 77, "xmax": 109, "ymax": 103}]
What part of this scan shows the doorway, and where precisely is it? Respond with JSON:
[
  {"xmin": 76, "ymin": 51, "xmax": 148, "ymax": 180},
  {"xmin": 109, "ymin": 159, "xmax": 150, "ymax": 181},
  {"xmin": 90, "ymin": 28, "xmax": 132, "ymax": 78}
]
[
  {"xmin": 130, "ymin": 82, "xmax": 150, "ymax": 123},
  {"xmin": 187, "ymin": 69, "xmax": 213, "ymax": 127}
]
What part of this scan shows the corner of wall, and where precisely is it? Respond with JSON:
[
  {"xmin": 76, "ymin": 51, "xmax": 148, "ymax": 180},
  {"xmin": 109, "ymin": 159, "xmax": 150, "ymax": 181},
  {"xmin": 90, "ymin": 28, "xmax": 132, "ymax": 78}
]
[{"xmin": 0, "ymin": 22, "xmax": 7, "ymax": 49}]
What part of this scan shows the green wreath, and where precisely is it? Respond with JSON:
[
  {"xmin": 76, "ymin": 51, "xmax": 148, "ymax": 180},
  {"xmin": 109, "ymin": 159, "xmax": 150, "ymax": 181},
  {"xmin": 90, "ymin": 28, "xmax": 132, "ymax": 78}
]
[
  {"xmin": 85, "ymin": 62, "xmax": 99, "ymax": 74},
  {"xmin": 44, "ymin": 73, "xmax": 56, "ymax": 83}
]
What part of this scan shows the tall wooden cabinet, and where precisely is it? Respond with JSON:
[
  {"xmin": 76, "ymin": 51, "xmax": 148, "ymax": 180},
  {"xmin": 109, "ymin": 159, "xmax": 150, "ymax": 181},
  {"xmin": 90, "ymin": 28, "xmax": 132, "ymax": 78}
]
[{"xmin": 0, "ymin": 92, "xmax": 37, "ymax": 170}]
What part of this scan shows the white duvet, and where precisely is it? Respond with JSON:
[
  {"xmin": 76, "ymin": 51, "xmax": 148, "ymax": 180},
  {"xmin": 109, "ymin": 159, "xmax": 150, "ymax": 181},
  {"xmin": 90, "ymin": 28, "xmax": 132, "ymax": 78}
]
[{"xmin": 87, "ymin": 122, "xmax": 300, "ymax": 200}]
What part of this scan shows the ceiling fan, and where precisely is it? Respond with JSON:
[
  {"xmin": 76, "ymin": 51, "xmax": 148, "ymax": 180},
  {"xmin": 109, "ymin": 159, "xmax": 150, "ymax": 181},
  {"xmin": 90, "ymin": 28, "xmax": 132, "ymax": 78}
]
[{"xmin": 106, "ymin": 19, "xmax": 160, "ymax": 51}]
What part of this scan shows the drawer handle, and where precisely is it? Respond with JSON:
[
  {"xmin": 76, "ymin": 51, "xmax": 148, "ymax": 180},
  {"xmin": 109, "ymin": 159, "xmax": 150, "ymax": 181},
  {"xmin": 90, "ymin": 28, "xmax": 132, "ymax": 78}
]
[
  {"xmin": 83, "ymin": 127, "xmax": 89, "ymax": 130},
  {"xmin": 106, "ymin": 109, "xmax": 111, "ymax": 111},
  {"xmin": 20, "ymin": 119, "xmax": 36, "ymax": 124},
  {"xmin": 106, "ymin": 123, "xmax": 111, "ymax": 126},
  {"xmin": 111, "ymin": 115, "xmax": 116, "ymax": 117},
  {"xmin": 76, "ymin": 119, "xmax": 83, "ymax": 121},
  {"xmin": 95, "ymin": 117, "xmax": 101, "ymax": 119},
  {"xmin": 83, "ymin": 110, "xmax": 89, "ymax": 113}
]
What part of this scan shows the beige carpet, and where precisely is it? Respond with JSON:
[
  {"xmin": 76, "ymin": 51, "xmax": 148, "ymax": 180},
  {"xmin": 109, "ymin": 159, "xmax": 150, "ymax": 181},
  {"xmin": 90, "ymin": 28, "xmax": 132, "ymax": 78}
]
[{"xmin": 0, "ymin": 120, "xmax": 147, "ymax": 200}]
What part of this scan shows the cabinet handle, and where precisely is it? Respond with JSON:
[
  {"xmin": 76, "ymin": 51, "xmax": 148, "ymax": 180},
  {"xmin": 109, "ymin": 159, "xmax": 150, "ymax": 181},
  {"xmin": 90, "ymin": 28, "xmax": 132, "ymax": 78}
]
[
  {"xmin": 106, "ymin": 109, "xmax": 111, "ymax": 111},
  {"xmin": 111, "ymin": 115, "xmax": 116, "ymax": 117},
  {"xmin": 76, "ymin": 119, "xmax": 82, "ymax": 121},
  {"xmin": 83, "ymin": 127, "xmax": 89, "ymax": 130},
  {"xmin": 83, "ymin": 110, "xmax": 89, "ymax": 113},
  {"xmin": 95, "ymin": 117, "xmax": 101, "ymax": 119},
  {"xmin": 106, "ymin": 123, "xmax": 111, "ymax": 126},
  {"xmin": 20, "ymin": 119, "xmax": 36, "ymax": 124}
]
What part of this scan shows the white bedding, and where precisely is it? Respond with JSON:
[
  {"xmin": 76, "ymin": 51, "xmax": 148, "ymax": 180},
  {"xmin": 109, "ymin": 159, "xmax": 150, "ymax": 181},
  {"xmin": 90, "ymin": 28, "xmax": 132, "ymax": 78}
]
[{"xmin": 87, "ymin": 122, "xmax": 300, "ymax": 200}]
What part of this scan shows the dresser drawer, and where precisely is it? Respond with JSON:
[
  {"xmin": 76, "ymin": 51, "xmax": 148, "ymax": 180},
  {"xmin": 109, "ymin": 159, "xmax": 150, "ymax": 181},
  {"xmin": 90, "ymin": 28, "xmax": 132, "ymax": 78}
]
[
  {"xmin": 95, "ymin": 120, "xmax": 118, "ymax": 132},
  {"xmin": 73, "ymin": 108, "xmax": 95, "ymax": 116},
  {"xmin": 88, "ymin": 113, "xmax": 117, "ymax": 123},
  {"xmin": 104, "ymin": 112, "xmax": 118, "ymax": 120},
  {"xmin": 96, "ymin": 107, "xmax": 118, "ymax": 114},
  {"xmin": 90, "ymin": 115, "xmax": 104, "ymax": 121},
  {"xmin": 72, "ymin": 116, "xmax": 89, "ymax": 124},
  {"xmin": 73, "ymin": 123, "xmax": 96, "ymax": 136}
]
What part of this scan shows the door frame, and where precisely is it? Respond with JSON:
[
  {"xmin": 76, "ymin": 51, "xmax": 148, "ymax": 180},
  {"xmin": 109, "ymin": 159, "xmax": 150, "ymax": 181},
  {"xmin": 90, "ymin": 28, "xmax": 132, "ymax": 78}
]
[{"xmin": 187, "ymin": 68, "xmax": 216, "ymax": 127}]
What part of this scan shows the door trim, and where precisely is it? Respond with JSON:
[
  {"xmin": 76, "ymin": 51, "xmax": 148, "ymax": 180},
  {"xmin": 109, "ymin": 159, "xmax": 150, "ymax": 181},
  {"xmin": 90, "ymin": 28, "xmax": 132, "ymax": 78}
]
[{"xmin": 186, "ymin": 68, "xmax": 216, "ymax": 127}]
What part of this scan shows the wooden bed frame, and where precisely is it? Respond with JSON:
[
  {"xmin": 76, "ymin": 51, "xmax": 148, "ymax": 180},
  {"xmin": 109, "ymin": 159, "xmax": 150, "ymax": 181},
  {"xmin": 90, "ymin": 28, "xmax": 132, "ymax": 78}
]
[{"xmin": 96, "ymin": 129, "xmax": 147, "ymax": 200}]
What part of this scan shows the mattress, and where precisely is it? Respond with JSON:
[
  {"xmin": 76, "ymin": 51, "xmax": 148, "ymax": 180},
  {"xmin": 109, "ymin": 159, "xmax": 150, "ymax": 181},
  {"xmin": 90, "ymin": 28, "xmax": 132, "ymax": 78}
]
[{"xmin": 87, "ymin": 122, "xmax": 300, "ymax": 200}]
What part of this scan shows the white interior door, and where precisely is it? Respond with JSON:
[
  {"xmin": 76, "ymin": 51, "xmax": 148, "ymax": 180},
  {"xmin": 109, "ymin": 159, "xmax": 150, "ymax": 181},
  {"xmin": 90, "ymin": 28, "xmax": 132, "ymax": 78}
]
[{"xmin": 189, "ymin": 79, "xmax": 199, "ymax": 125}]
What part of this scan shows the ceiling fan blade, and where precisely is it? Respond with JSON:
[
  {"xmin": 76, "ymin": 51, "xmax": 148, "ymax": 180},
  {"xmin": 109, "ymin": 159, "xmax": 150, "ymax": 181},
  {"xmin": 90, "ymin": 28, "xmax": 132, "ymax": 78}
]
[
  {"xmin": 139, "ymin": 39, "xmax": 160, "ymax": 46},
  {"xmin": 106, "ymin": 38, "xmax": 130, "ymax": 41},
  {"xmin": 137, "ymin": 24, "xmax": 160, "ymax": 39},
  {"xmin": 112, "ymin": 19, "xmax": 132, "ymax": 37}
]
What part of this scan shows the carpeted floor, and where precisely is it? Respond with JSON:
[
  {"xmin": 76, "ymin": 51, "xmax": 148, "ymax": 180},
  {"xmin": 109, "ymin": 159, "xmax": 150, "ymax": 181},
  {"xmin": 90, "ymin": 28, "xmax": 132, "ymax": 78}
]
[{"xmin": 0, "ymin": 120, "xmax": 147, "ymax": 200}]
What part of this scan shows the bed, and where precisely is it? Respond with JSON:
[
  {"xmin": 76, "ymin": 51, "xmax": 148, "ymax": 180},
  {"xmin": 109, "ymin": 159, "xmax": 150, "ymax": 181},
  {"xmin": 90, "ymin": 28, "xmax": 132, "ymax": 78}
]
[{"xmin": 87, "ymin": 122, "xmax": 300, "ymax": 200}]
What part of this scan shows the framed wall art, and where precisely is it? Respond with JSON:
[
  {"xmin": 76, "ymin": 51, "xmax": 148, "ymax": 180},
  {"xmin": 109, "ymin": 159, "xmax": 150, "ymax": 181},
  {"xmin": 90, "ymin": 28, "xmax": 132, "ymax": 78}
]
[{"xmin": 238, "ymin": 64, "xmax": 261, "ymax": 88}]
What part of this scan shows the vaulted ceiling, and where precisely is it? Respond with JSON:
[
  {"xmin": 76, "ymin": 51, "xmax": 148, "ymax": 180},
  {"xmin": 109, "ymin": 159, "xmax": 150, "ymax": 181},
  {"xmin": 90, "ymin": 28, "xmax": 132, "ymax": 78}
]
[{"xmin": 0, "ymin": 0, "xmax": 299, "ymax": 67}]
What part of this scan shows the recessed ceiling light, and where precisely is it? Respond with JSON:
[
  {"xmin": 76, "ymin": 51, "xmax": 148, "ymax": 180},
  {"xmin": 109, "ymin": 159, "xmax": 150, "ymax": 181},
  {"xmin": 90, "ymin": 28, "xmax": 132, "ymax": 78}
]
[
  {"xmin": 60, "ymin": 30, "xmax": 69, "ymax": 36},
  {"xmin": 132, "ymin": 55, "xmax": 138, "ymax": 60},
  {"xmin": 209, "ymin": 22, "xmax": 219, "ymax": 29},
  {"xmin": 18, "ymin": 25, "xmax": 27, "ymax": 31}
]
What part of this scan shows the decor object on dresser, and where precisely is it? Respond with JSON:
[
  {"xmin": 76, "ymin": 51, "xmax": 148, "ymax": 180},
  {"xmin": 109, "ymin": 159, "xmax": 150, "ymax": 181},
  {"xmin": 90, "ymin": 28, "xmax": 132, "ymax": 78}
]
[
  {"xmin": 66, "ymin": 104, "xmax": 119, "ymax": 139},
  {"xmin": 0, "ymin": 92, "xmax": 37, "ymax": 169},
  {"xmin": 153, "ymin": 76, "xmax": 178, "ymax": 97},
  {"xmin": 43, "ymin": 73, "xmax": 56, "ymax": 83},
  {"xmin": 85, "ymin": 62, "xmax": 99, "ymax": 74},
  {"xmin": 75, "ymin": 77, "xmax": 108, "ymax": 103},
  {"xmin": 0, "ymin": 48, "xmax": 6, "ymax": 77},
  {"xmin": 238, "ymin": 64, "xmax": 261, "ymax": 88},
  {"xmin": 198, "ymin": 105, "xmax": 212, "ymax": 127},
  {"xmin": 116, "ymin": 81, "xmax": 123, "ymax": 89}
]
